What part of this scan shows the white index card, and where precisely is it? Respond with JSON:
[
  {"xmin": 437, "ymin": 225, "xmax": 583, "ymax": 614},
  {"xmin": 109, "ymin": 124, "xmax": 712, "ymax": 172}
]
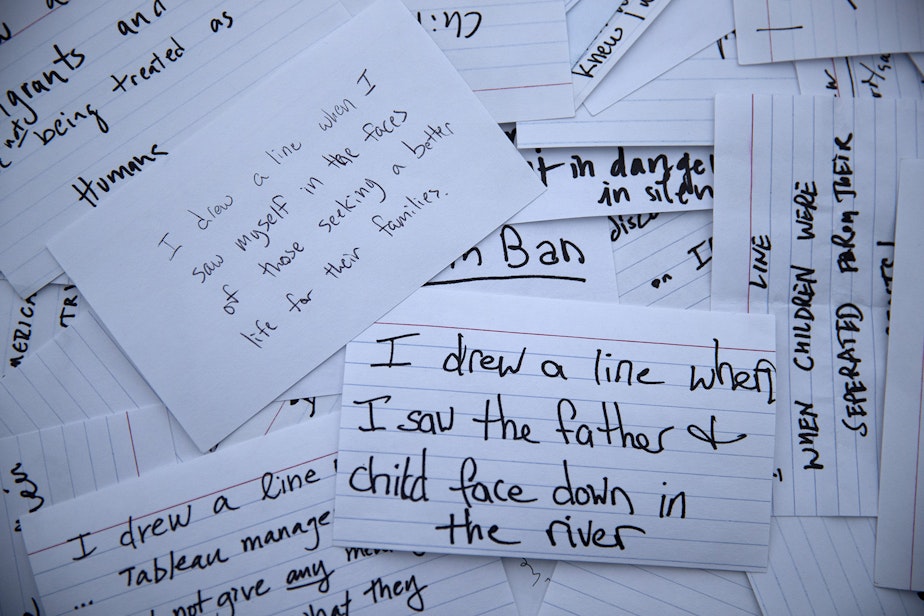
[
  {"xmin": 874, "ymin": 159, "xmax": 924, "ymax": 592},
  {"xmin": 0, "ymin": 0, "xmax": 351, "ymax": 297},
  {"xmin": 511, "ymin": 146, "xmax": 715, "ymax": 222},
  {"xmin": 539, "ymin": 561, "xmax": 761, "ymax": 615},
  {"xmin": 0, "ymin": 405, "xmax": 184, "ymax": 616},
  {"xmin": 516, "ymin": 32, "xmax": 798, "ymax": 149},
  {"xmin": 749, "ymin": 517, "xmax": 924, "ymax": 615},
  {"xmin": 334, "ymin": 287, "xmax": 778, "ymax": 570},
  {"xmin": 341, "ymin": 0, "xmax": 575, "ymax": 123},
  {"xmin": 795, "ymin": 54, "xmax": 924, "ymax": 99},
  {"xmin": 21, "ymin": 415, "xmax": 519, "ymax": 616},
  {"xmin": 712, "ymin": 94, "xmax": 924, "ymax": 517},
  {"xmin": 610, "ymin": 210, "xmax": 714, "ymax": 310},
  {"xmin": 48, "ymin": 0, "xmax": 546, "ymax": 451},
  {"xmin": 733, "ymin": 0, "xmax": 924, "ymax": 65},
  {"xmin": 570, "ymin": 0, "xmax": 673, "ymax": 107},
  {"xmin": 426, "ymin": 217, "xmax": 617, "ymax": 300}
]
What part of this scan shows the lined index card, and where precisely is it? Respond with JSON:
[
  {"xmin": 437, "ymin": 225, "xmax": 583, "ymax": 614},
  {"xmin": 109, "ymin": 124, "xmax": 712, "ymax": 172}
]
[
  {"xmin": 712, "ymin": 94, "xmax": 924, "ymax": 517},
  {"xmin": 733, "ymin": 0, "xmax": 924, "ymax": 65},
  {"xmin": 334, "ymin": 287, "xmax": 777, "ymax": 570},
  {"xmin": 21, "ymin": 414, "xmax": 519, "ymax": 615},
  {"xmin": 0, "ymin": 0, "xmax": 351, "ymax": 297},
  {"xmin": 48, "ymin": 0, "xmax": 545, "ymax": 451}
]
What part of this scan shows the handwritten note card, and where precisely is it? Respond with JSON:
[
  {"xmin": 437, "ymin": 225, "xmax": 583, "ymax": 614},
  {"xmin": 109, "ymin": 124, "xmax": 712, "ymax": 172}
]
[
  {"xmin": 512, "ymin": 146, "xmax": 715, "ymax": 222},
  {"xmin": 795, "ymin": 54, "xmax": 924, "ymax": 99},
  {"xmin": 874, "ymin": 159, "xmax": 924, "ymax": 592},
  {"xmin": 570, "ymin": 0, "xmax": 672, "ymax": 107},
  {"xmin": 426, "ymin": 218, "xmax": 617, "ymax": 300},
  {"xmin": 580, "ymin": 0, "xmax": 734, "ymax": 114},
  {"xmin": 0, "ymin": 0, "xmax": 351, "ymax": 297},
  {"xmin": 733, "ymin": 0, "xmax": 924, "ymax": 65},
  {"xmin": 48, "ymin": 0, "xmax": 545, "ymax": 451},
  {"xmin": 334, "ymin": 287, "xmax": 777, "ymax": 569},
  {"xmin": 0, "ymin": 279, "xmax": 80, "ymax": 377},
  {"xmin": 0, "ymin": 404, "xmax": 183, "ymax": 616},
  {"xmin": 711, "ymin": 95, "xmax": 924, "ymax": 516},
  {"xmin": 503, "ymin": 557, "xmax": 556, "ymax": 616},
  {"xmin": 343, "ymin": 0, "xmax": 575, "ymax": 123},
  {"xmin": 0, "ymin": 311, "xmax": 161, "ymax": 437},
  {"xmin": 611, "ymin": 210, "xmax": 713, "ymax": 310},
  {"xmin": 22, "ymin": 414, "xmax": 518, "ymax": 616}
]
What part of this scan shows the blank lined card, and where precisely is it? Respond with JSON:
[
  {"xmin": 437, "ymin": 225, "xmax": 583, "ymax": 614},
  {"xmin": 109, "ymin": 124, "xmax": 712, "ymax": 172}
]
[
  {"xmin": 334, "ymin": 287, "xmax": 777, "ymax": 570},
  {"xmin": 874, "ymin": 159, "xmax": 924, "ymax": 592}
]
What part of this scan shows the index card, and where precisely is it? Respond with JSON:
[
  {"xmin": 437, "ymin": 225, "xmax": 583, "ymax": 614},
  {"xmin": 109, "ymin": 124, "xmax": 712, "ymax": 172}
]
[
  {"xmin": 912, "ymin": 53, "xmax": 924, "ymax": 75},
  {"xmin": 795, "ymin": 54, "xmax": 924, "ymax": 98},
  {"xmin": 733, "ymin": 0, "xmax": 924, "ymax": 65},
  {"xmin": 539, "ymin": 561, "xmax": 760, "ymax": 615},
  {"xmin": 0, "ymin": 279, "xmax": 80, "ymax": 377},
  {"xmin": 749, "ymin": 517, "xmax": 924, "ymax": 615},
  {"xmin": 582, "ymin": 0, "xmax": 734, "ymax": 114},
  {"xmin": 711, "ymin": 95, "xmax": 924, "ymax": 516},
  {"xmin": 874, "ymin": 159, "xmax": 924, "ymax": 592},
  {"xmin": 48, "ymin": 0, "xmax": 545, "ymax": 451},
  {"xmin": 343, "ymin": 0, "xmax": 574, "ymax": 123},
  {"xmin": 0, "ymin": 311, "xmax": 161, "ymax": 437},
  {"xmin": 610, "ymin": 210, "xmax": 713, "ymax": 310},
  {"xmin": 0, "ymin": 405, "xmax": 182, "ymax": 616},
  {"xmin": 334, "ymin": 287, "xmax": 777, "ymax": 570},
  {"xmin": 570, "ymin": 0, "xmax": 673, "ymax": 107},
  {"xmin": 503, "ymin": 557, "xmax": 556, "ymax": 616},
  {"xmin": 426, "ymin": 218, "xmax": 617, "ymax": 300},
  {"xmin": 0, "ymin": 0, "xmax": 351, "ymax": 298},
  {"xmin": 511, "ymin": 146, "xmax": 715, "ymax": 222},
  {"xmin": 215, "ymin": 395, "xmax": 341, "ymax": 452},
  {"xmin": 21, "ymin": 415, "xmax": 519, "ymax": 616},
  {"xmin": 516, "ymin": 33, "xmax": 798, "ymax": 149}
]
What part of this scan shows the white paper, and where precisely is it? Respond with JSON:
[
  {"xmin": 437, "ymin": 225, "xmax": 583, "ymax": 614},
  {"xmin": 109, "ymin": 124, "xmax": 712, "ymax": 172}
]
[
  {"xmin": 874, "ymin": 159, "xmax": 924, "ymax": 592},
  {"xmin": 733, "ymin": 0, "xmax": 924, "ymax": 65},
  {"xmin": 570, "ymin": 0, "xmax": 672, "ymax": 107},
  {"xmin": 795, "ymin": 53, "xmax": 924, "ymax": 98},
  {"xmin": 711, "ymin": 94, "xmax": 924, "ymax": 516},
  {"xmin": 335, "ymin": 287, "xmax": 777, "ymax": 570},
  {"xmin": 539, "ymin": 561, "xmax": 760, "ymax": 615},
  {"xmin": 0, "ymin": 279, "xmax": 80, "ymax": 377},
  {"xmin": 516, "ymin": 33, "xmax": 798, "ymax": 148},
  {"xmin": 503, "ymin": 558, "xmax": 556, "ymax": 616},
  {"xmin": 566, "ymin": 0, "xmax": 622, "ymax": 65},
  {"xmin": 426, "ymin": 218, "xmax": 617, "ymax": 300},
  {"xmin": 0, "ymin": 0, "xmax": 351, "ymax": 297},
  {"xmin": 511, "ymin": 146, "xmax": 714, "ymax": 222},
  {"xmin": 582, "ymin": 0, "xmax": 734, "ymax": 113},
  {"xmin": 275, "ymin": 349, "xmax": 346, "ymax": 400},
  {"xmin": 0, "ymin": 311, "xmax": 161, "ymax": 437},
  {"xmin": 611, "ymin": 210, "xmax": 713, "ymax": 310},
  {"xmin": 21, "ymin": 415, "xmax": 519, "ymax": 616},
  {"xmin": 749, "ymin": 517, "xmax": 924, "ymax": 615},
  {"xmin": 912, "ymin": 53, "xmax": 924, "ymax": 76},
  {"xmin": 343, "ymin": 0, "xmax": 574, "ymax": 123},
  {"xmin": 215, "ymin": 395, "xmax": 341, "ymax": 452},
  {"xmin": 0, "ymin": 405, "xmax": 184, "ymax": 616},
  {"xmin": 48, "ymin": 0, "xmax": 545, "ymax": 451}
]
